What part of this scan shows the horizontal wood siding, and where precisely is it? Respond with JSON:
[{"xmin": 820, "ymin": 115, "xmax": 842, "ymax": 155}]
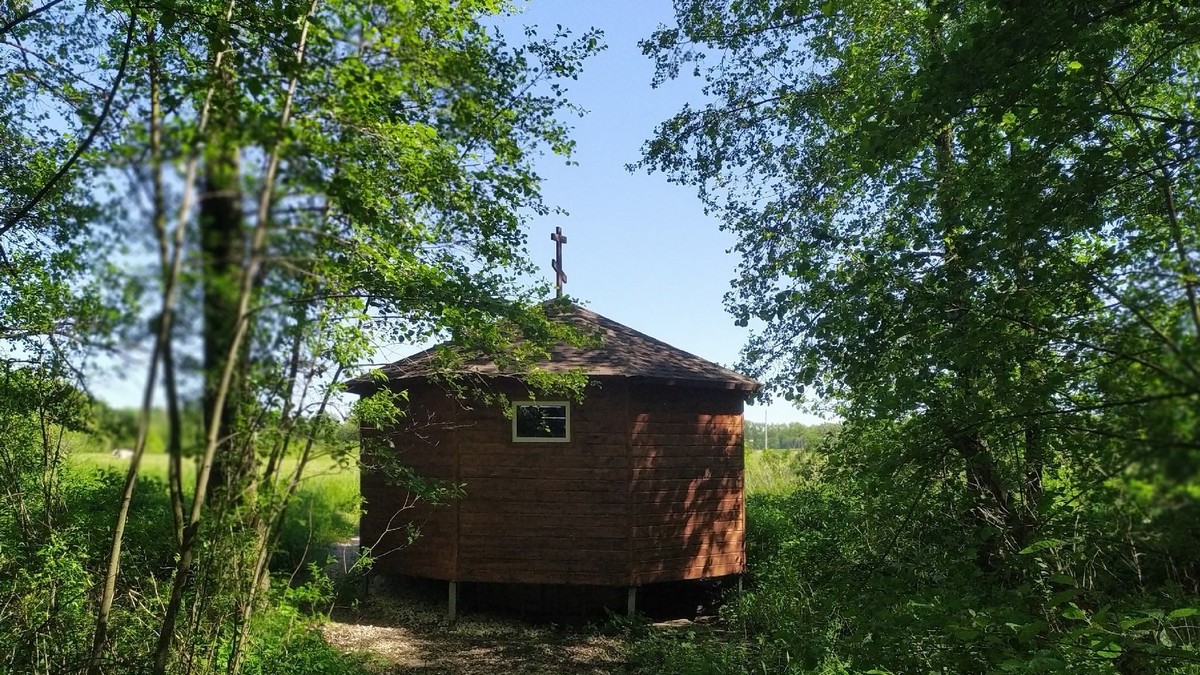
[
  {"xmin": 456, "ymin": 380, "xmax": 631, "ymax": 586},
  {"xmin": 363, "ymin": 379, "xmax": 633, "ymax": 586},
  {"xmin": 360, "ymin": 381, "xmax": 459, "ymax": 580},
  {"xmin": 629, "ymin": 384, "xmax": 746, "ymax": 584},
  {"xmin": 361, "ymin": 377, "xmax": 747, "ymax": 587}
]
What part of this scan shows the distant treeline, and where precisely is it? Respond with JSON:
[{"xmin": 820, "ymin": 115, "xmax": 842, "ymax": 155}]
[
  {"xmin": 92, "ymin": 403, "xmax": 356, "ymax": 455},
  {"xmin": 744, "ymin": 421, "xmax": 839, "ymax": 451}
]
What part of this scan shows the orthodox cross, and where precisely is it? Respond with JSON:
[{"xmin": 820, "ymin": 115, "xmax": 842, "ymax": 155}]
[{"xmin": 551, "ymin": 226, "xmax": 568, "ymax": 298}]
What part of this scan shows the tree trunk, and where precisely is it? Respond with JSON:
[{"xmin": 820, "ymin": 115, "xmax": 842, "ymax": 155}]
[
  {"xmin": 949, "ymin": 430, "xmax": 1015, "ymax": 572},
  {"xmin": 153, "ymin": 3, "xmax": 319, "ymax": 667},
  {"xmin": 930, "ymin": 78, "xmax": 1022, "ymax": 571},
  {"xmin": 200, "ymin": 126, "xmax": 248, "ymax": 498}
]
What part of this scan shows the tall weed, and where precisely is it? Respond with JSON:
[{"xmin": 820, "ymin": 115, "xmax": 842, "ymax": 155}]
[
  {"xmin": 745, "ymin": 450, "xmax": 822, "ymax": 496},
  {"xmin": 627, "ymin": 460, "xmax": 1200, "ymax": 675}
]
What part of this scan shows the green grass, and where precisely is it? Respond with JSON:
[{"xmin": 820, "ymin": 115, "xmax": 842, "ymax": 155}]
[
  {"xmin": 745, "ymin": 449, "xmax": 823, "ymax": 496},
  {"xmin": 72, "ymin": 452, "xmax": 355, "ymax": 496},
  {"xmin": 70, "ymin": 451, "xmax": 361, "ymax": 572}
]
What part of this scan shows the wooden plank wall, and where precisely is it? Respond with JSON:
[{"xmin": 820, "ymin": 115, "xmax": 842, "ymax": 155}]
[
  {"xmin": 361, "ymin": 379, "xmax": 634, "ymax": 586},
  {"xmin": 360, "ymin": 381, "xmax": 459, "ymax": 580},
  {"xmin": 454, "ymin": 380, "xmax": 631, "ymax": 585},
  {"xmin": 361, "ymin": 377, "xmax": 746, "ymax": 588},
  {"xmin": 628, "ymin": 383, "xmax": 746, "ymax": 585}
]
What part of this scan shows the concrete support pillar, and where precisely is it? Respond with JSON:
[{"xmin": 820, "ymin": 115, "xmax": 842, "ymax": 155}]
[
  {"xmin": 626, "ymin": 586, "xmax": 637, "ymax": 618},
  {"xmin": 448, "ymin": 581, "xmax": 460, "ymax": 621}
]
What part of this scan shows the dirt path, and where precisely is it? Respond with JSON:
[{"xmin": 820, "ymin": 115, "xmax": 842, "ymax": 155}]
[{"xmin": 321, "ymin": 577, "xmax": 628, "ymax": 675}]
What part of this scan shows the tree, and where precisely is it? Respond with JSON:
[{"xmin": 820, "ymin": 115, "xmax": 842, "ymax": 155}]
[
  {"xmin": 133, "ymin": 2, "xmax": 598, "ymax": 670},
  {"xmin": 643, "ymin": 0, "xmax": 1199, "ymax": 670},
  {"xmin": 6, "ymin": 0, "xmax": 601, "ymax": 671},
  {"xmin": 744, "ymin": 421, "xmax": 840, "ymax": 450}
]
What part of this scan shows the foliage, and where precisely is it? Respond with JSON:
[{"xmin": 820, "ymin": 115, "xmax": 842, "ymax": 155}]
[
  {"xmin": 626, "ymin": 629, "xmax": 753, "ymax": 675},
  {"xmin": 236, "ymin": 571, "xmax": 372, "ymax": 675},
  {"xmin": 86, "ymin": 403, "xmax": 209, "ymax": 455},
  {"xmin": 637, "ymin": 0, "xmax": 1200, "ymax": 672},
  {"xmin": 71, "ymin": 449, "xmax": 361, "ymax": 576},
  {"xmin": 0, "ymin": 369, "xmax": 151, "ymax": 673},
  {"xmin": 631, "ymin": 464, "xmax": 1200, "ymax": 674},
  {"xmin": 0, "ymin": 424, "xmax": 365, "ymax": 673},
  {"xmin": 744, "ymin": 449, "xmax": 822, "ymax": 495},
  {"xmin": 2, "ymin": 0, "xmax": 602, "ymax": 670},
  {"xmin": 271, "ymin": 469, "xmax": 361, "ymax": 575},
  {"xmin": 743, "ymin": 421, "xmax": 840, "ymax": 451}
]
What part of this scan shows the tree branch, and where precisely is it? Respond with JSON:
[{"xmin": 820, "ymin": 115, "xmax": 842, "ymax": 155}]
[
  {"xmin": 0, "ymin": 11, "xmax": 135, "ymax": 237},
  {"xmin": 0, "ymin": 0, "xmax": 68, "ymax": 37}
]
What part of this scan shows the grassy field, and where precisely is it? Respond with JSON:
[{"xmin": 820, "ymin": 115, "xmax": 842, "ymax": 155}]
[
  {"xmin": 745, "ymin": 448, "xmax": 823, "ymax": 495},
  {"xmin": 70, "ymin": 451, "xmax": 361, "ymax": 570},
  {"xmin": 72, "ymin": 451, "xmax": 357, "ymax": 496}
]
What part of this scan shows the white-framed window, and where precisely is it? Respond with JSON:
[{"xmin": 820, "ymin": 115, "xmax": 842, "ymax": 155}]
[{"xmin": 512, "ymin": 401, "xmax": 570, "ymax": 442}]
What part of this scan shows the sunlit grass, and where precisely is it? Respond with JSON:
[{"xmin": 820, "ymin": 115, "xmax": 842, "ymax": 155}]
[
  {"xmin": 70, "ymin": 451, "xmax": 356, "ymax": 497},
  {"xmin": 745, "ymin": 449, "xmax": 823, "ymax": 496},
  {"xmin": 70, "ymin": 450, "xmax": 361, "ymax": 569}
]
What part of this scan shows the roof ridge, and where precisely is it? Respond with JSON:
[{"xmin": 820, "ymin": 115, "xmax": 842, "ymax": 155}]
[
  {"xmin": 570, "ymin": 305, "xmax": 751, "ymax": 382},
  {"xmin": 353, "ymin": 301, "xmax": 759, "ymax": 393}
]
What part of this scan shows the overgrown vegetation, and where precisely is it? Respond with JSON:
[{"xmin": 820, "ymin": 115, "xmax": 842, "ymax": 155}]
[
  {"xmin": 7, "ymin": 0, "xmax": 1200, "ymax": 672},
  {"xmin": 71, "ymin": 447, "xmax": 360, "ymax": 577},
  {"xmin": 631, "ymin": 0, "xmax": 1200, "ymax": 672},
  {"xmin": 744, "ymin": 449, "xmax": 823, "ymax": 495},
  {"xmin": 0, "ymin": 390, "xmax": 366, "ymax": 673},
  {"xmin": 743, "ymin": 421, "xmax": 839, "ymax": 451},
  {"xmin": 636, "ymin": 442, "xmax": 1200, "ymax": 674},
  {"xmin": 0, "ymin": 0, "xmax": 601, "ymax": 670}
]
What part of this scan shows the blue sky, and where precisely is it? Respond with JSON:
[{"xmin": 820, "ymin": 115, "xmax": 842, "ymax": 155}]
[
  {"xmin": 499, "ymin": 1, "xmax": 820, "ymax": 424},
  {"xmin": 94, "ymin": 0, "xmax": 823, "ymax": 425}
]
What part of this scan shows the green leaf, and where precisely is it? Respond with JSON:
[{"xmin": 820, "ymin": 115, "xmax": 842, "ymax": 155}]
[
  {"xmin": 1096, "ymin": 643, "xmax": 1121, "ymax": 659},
  {"xmin": 1048, "ymin": 589, "xmax": 1078, "ymax": 607},
  {"xmin": 1020, "ymin": 539, "xmax": 1064, "ymax": 555},
  {"xmin": 1062, "ymin": 604, "xmax": 1087, "ymax": 621},
  {"xmin": 1119, "ymin": 616, "xmax": 1153, "ymax": 630},
  {"xmin": 1159, "ymin": 630, "xmax": 1176, "ymax": 648}
]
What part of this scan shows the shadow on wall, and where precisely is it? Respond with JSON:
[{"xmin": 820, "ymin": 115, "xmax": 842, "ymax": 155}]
[
  {"xmin": 630, "ymin": 403, "xmax": 745, "ymax": 584},
  {"xmin": 359, "ymin": 380, "xmax": 747, "ymax": 587}
]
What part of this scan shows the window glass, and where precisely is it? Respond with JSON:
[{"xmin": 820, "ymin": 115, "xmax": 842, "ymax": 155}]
[{"xmin": 513, "ymin": 402, "xmax": 569, "ymax": 441}]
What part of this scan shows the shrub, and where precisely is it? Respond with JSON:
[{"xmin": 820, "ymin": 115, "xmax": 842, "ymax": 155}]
[
  {"xmin": 237, "ymin": 572, "xmax": 371, "ymax": 675},
  {"xmin": 271, "ymin": 474, "xmax": 361, "ymax": 575},
  {"xmin": 628, "ymin": 471, "xmax": 1200, "ymax": 675}
]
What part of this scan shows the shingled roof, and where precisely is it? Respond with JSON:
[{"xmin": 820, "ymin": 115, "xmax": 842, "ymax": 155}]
[{"xmin": 356, "ymin": 303, "xmax": 758, "ymax": 392}]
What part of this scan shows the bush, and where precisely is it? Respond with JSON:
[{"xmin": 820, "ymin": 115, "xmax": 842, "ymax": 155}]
[
  {"xmin": 627, "ymin": 473, "xmax": 1200, "ymax": 675},
  {"xmin": 237, "ymin": 572, "xmax": 372, "ymax": 675},
  {"xmin": 271, "ymin": 474, "xmax": 361, "ymax": 575},
  {"xmin": 65, "ymin": 468, "xmax": 180, "ymax": 579},
  {"xmin": 0, "ymin": 534, "xmax": 95, "ymax": 672}
]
